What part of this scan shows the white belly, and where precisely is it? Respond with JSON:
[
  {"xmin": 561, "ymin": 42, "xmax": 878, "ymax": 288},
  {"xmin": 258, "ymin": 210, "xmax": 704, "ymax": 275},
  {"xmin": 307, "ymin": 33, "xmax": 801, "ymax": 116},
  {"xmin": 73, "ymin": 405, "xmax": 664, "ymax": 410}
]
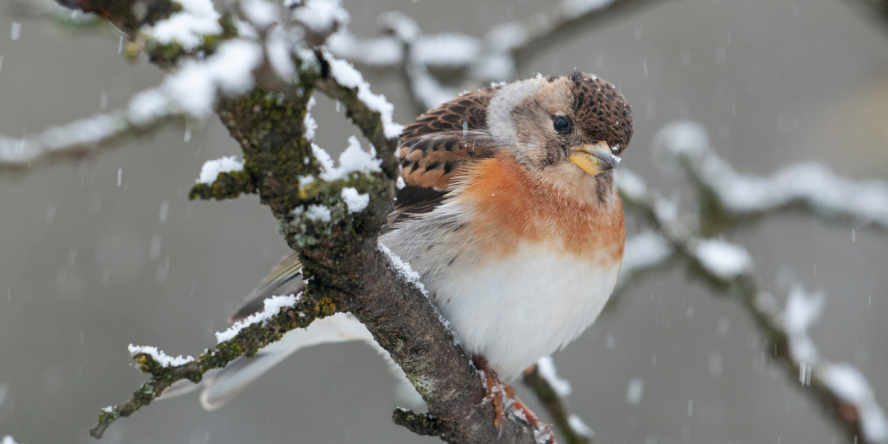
[{"xmin": 430, "ymin": 242, "xmax": 620, "ymax": 381}]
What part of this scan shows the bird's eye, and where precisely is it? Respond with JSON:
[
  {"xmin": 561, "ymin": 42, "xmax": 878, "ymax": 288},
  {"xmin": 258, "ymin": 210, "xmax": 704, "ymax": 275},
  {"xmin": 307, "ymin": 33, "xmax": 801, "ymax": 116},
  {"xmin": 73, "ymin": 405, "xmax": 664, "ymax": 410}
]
[{"xmin": 553, "ymin": 116, "xmax": 570, "ymax": 133}]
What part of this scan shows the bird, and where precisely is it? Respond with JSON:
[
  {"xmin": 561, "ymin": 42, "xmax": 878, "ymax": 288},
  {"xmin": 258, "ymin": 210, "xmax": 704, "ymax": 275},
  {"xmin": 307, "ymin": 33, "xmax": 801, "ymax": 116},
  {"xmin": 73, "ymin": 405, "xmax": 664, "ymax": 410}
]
[{"xmin": 165, "ymin": 71, "xmax": 633, "ymax": 429}]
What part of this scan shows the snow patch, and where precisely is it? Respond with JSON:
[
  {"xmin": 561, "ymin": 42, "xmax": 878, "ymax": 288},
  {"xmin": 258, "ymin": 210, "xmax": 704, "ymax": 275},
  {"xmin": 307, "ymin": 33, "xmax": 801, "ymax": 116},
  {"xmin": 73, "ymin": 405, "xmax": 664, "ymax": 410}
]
[
  {"xmin": 486, "ymin": 22, "xmax": 528, "ymax": 52},
  {"xmin": 303, "ymin": 96, "xmax": 318, "ymax": 141},
  {"xmin": 197, "ymin": 156, "xmax": 244, "ymax": 184},
  {"xmin": 783, "ymin": 286, "xmax": 823, "ymax": 363},
  {"xmin": 621, "ymin": 230, "xmax": 672, "ymax": 275},
  {"xmin": 568, "ymin": 414, "xmax": 594, "ymax": 438},
  {"xmin": 561, "ymin": 0, "xmax": 616, "ymax": 18},
  {"xmin": 127, "ymin": 344, "xmax": 195, "ymax": 367},
  {"xmin": 820, "ymin": 364, "xmax": 888, "ymax": 443},
  {"xmin": 694, "ymin": 239, "xmax": 752, "ymax": 279},
  {"xmin": 536, "ymin": 356, "xmax": 572, "ymax": 398},
  {"xmin": 615, "ymin": 169, "xmax": 648, "ymax": 201},
  {"xmin": 241, "ymin": 0, "xmax": 279, "ymax": 29},
  {"xmin": 378, "ymin": 242, "xmax": 427, "ymax": 296},
  {"xmin": 655, "ymin": 121, "xmax": 888, "ymax": 230},
  {"xmin": 41, "ymin": 113, "xmax": 128, "ymax": 151},
  {"xmin": 144, "ymin": 0, "xmax": 221, "ymax": 50},
  {"xmin": 327, "ymin": 32, "xmax": 403, "ymax": 66},
  {"xmin": 215, "ymin": 294, "xmax": 301, "ymax": 343},
  {"xmin": 324, "ymin": 51, "xmax": 403, "ymax": 139},
  {"xmin": 316, "ymin": 136, "xmax": 382, "ymax": 182},
  {"xmin": 413, "ymin": 34, "xmax": 481, "ymax": 67},
  {"xmin": 266, "ymin": 25, "xmax": 297, "ymax": 80},
  {"xmin": 128, "ymin": 39, "xmax": 263, "ymax": 124},
  {"xmin": 292, "ymin": 0, "xmax": 350, "ymax": 34},
  {"xmin": 626, "ymin": 378, "xmax": 644, "ymax": 405},
  {"xmin": 304, "ymin": 204, "xmax": 332, "ymax": 222},
  {"xmin": 341, "ymin": 187, "xmax": 369, "ymax": 213}
]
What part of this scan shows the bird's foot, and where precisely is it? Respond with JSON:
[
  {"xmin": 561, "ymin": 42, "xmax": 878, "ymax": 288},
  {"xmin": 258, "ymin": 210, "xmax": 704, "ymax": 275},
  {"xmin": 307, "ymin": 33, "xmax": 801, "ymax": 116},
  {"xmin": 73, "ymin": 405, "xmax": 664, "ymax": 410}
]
[
  {"xmin": 472, "ymin": 356, "xmax": 554, "ymax": 439},
  {"xmin": 474, "ymin": 356, "xmax": 511, "ymax": 427}
]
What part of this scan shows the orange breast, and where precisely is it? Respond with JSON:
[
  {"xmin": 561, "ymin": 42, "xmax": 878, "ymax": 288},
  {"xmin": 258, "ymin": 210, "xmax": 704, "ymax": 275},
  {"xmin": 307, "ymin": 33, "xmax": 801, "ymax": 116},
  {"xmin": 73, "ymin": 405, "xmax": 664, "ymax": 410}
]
[{"xmin": 455, "ymin": 154, "xmax": 625, "ymax": 265}]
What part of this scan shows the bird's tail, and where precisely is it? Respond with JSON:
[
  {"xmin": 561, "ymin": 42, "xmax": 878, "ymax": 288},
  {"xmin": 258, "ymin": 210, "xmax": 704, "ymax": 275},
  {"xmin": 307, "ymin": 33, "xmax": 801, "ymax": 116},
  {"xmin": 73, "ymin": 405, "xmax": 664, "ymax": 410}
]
[{"xmin": 159, "ymin": 253, "xmax": 424, "ymax": 410}]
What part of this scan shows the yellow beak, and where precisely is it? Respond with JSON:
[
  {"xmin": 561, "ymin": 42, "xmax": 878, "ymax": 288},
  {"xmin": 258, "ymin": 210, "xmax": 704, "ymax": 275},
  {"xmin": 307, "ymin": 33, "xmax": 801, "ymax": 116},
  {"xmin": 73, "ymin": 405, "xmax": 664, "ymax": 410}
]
[{"xmin": 568, "ymin": 141, "xmax": 619, "ymax": 176}]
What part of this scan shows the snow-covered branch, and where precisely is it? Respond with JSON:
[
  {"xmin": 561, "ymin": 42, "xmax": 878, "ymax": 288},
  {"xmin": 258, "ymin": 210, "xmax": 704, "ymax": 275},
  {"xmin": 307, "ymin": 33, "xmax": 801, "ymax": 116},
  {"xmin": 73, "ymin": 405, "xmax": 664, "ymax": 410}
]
[
  {"xmin": 54, "ymin": 1, "xmax": 543, "ymax": 442},
  {"xmin": 617, "ymin": 158, "xmax": 888, "ymax": 444},
  {"xmin": 655, "ymin": 121, "xmax": 888, "ymax": 231},
  {"xmin": 523, "ymin": 357, "xmax": 593, "ymax": 444},
  {"xmin": 34, "ymin": 0, "xmax": 885, "ymax": 442},
  {"xmin": 328, "ymin": 0, "xmax": 664, "ymax": 110},
  {"xmin": 91, "ymin": 292, "xmax": 328, "ymax": 438}
]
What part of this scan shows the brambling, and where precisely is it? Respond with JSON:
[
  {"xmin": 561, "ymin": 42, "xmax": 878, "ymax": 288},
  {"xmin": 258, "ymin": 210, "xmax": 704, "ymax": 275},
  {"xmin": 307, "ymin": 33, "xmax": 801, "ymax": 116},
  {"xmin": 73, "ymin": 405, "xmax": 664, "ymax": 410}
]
[{"xmin": 206, "ymin": 71, "xmax": 633, "ymax": 427}]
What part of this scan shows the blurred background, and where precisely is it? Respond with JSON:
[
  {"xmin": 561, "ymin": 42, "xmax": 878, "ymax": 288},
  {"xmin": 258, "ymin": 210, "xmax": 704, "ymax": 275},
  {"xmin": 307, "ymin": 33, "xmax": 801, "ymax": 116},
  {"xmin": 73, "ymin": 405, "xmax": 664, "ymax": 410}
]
[{"xmin": 0, "ymin": 0, "xmax": 887, "ymax": 443}]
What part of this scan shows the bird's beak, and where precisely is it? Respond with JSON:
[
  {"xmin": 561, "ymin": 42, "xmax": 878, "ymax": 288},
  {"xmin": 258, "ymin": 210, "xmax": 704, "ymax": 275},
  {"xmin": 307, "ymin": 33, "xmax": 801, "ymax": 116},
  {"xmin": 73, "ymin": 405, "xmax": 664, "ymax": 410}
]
[{"xmin": 568, "ymin": 141, "xmax": 619, "ymax": 176}]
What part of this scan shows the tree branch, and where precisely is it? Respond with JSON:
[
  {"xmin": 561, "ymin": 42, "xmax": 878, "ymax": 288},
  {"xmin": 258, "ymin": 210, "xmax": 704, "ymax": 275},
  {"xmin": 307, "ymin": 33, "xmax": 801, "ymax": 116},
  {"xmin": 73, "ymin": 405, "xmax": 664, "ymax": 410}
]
[
  {"xmin": 56, "ymin": 0, "xmax": 544, "ymax": 442},
  {"xmin": 615, "ymin": 163, "xmax": 888, "ymax": 444},
  {"xmin": 523, "ymin": 362, "xmax": 592, "ymax": 444},
  {"xmin": 652, "ymin": 121, "xmax": 888, "ymax": 234},
  {"xmin": 91, "ymin": 294, "xmax": 329, "ymax": 438}
]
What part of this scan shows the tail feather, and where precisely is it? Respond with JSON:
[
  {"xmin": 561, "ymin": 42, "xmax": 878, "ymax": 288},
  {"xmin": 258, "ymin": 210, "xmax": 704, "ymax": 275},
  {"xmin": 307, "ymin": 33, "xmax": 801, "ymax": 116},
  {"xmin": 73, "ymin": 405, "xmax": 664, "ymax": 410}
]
[
  {"xmin": 199, "ymin": 313, "xmax": 375, "ymax": 410},
  {"xmin": 230, "ymin": 252, "xmax": 305, "ymax": 322},
  {"xmin": 189, "ymin": 253, "xmax": 426, "ymax": 411}
]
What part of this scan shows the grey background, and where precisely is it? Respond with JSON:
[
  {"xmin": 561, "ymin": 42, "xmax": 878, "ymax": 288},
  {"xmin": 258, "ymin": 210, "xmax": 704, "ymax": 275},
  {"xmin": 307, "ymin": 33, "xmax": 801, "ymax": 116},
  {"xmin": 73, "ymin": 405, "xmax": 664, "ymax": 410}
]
[{"xmin": 1, "ymin": 0, "xmax": 887, "ymax": 443}]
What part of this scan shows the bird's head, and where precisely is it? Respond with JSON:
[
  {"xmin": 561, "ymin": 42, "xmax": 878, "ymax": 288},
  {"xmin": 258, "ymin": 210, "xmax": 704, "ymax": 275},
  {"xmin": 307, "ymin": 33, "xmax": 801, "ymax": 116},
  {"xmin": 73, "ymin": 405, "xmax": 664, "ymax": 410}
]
[{"xmin": 487, "ymin": 72, "xmax": 633, "ymax": 198}]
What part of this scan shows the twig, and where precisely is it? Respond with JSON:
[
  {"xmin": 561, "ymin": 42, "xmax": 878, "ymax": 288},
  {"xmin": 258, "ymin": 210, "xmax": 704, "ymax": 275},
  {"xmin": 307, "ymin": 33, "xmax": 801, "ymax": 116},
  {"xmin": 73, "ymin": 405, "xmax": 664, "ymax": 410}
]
[
  {"xmin": 91, "ymin": 294, "xmax": 328, "ymax": 438},
  {"xmin": 654, "ymin": 121, "xmax": 888, "ymax": 233},
  {"xmin": 328, "ymin": 0, "xmax": 666, "ymax": 110},
  {"xmin": 0, "ymin": 112, "xmax": 175, "ymax": 171},
  {"xmin": 616, "ymin": 164, "xmax": 888, "ymax": 444},
  {"xmin": 523, "ymin": 363, "xmax": 592, "ymax": 444}
]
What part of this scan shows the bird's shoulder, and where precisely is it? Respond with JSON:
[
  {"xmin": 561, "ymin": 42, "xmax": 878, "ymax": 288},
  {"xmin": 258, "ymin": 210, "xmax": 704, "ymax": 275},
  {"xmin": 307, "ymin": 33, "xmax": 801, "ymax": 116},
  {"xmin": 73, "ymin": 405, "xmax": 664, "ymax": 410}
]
[
  {"xmin": 390, "ymin": 87, "xmax": 502, "ymax": 225},
  {"xmin": 400, "ymin": 86, "xmax": 498, "ymax": 140}
]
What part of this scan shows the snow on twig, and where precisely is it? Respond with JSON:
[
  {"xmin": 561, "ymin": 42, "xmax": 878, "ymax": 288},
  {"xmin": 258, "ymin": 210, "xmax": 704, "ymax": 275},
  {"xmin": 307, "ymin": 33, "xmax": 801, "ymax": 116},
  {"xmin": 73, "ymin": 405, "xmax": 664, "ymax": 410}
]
[
  {"xmin": 693, "ymin": 238, "xmax": 753, "ymax": 280},
  {"xmin": 129, "ymin": 39, "xmax": 263, "ymax": 124},
  {"xmin": 341, "ymin": 187, "xmax": 369, "ymax": 213},
  {"xmin": 312, "ymin": 135, "xmax": 383, "ymax": 182},
  {"xmin": 655, "ymin": 121, "xmax": 888, "ymax": 230},
  {"xmin": 197, "ymin": 156, "xmax": 244, "ymax": 184},
  {"xmin": 327, "ymin": 0, "xmax": 653, "ymax": 109},
  {"xmin": 323, "ymin": 50, "xmax": 404, "ymax": 139},
  {"xmin": 536, "ymin": 356, "xmax": 572, "ymax": 398},
  {"xmin": 0, "ymin": 37, "xmax": 263, "ymax": 169},
  {"xmin": 215, "ymin": 294, "xmax": 301, "ymax": 343},
  {"xmin": 143, "ymin": 0, "xmax": 221, "ymax": 50},
  {"xmin": 127, "ymin": 345, "xmax": 195, "ymax": 367},
  {"xmin": 622, "ymin": 163, "xmax": 888, "ymax": 443},
  {"xmin": 0, "ymin": 112, "xmax": 129, "ymax": 167}
]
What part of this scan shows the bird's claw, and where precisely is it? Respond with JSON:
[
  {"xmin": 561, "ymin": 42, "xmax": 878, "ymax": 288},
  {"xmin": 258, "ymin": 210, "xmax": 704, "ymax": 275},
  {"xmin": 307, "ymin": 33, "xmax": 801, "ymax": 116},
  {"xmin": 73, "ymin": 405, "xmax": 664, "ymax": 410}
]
[{"xmin": 474, "ymin": 356, "xmax": 554, "ymax": 439}]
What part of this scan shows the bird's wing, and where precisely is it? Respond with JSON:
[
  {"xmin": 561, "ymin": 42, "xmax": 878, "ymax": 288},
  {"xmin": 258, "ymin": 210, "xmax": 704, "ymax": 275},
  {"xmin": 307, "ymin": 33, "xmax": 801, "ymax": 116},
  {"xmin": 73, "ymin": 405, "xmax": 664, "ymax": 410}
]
[
  {"xmin": 390, "ymin": 87, "xmax": 501, "ymax": 226},
  {"xmin": 399, "ymin": 86, "xmax": 498, "ymax": 140}
]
